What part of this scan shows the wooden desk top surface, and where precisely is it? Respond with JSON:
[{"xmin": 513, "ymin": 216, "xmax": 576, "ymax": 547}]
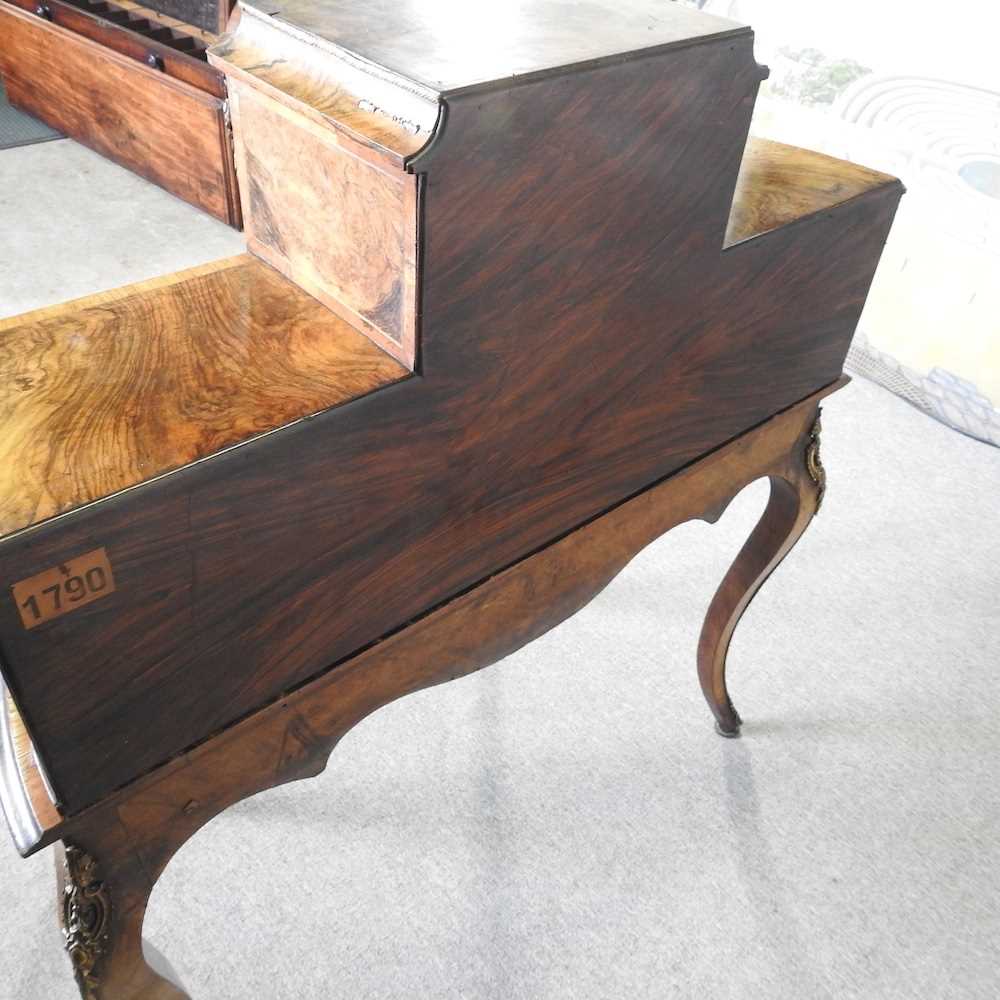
[
  {"xmin": 271, "ymin": 0, "xmax": 747, "ymax": 95},
  {"xmin": 0, "ymin": 255, "xmax": 408, "ymax": 540}
]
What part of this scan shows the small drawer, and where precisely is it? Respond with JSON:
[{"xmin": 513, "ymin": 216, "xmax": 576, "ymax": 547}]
[
  {"xmin": 2, "ymin": 0, "xmax": 224, "ymax": 96},
  {"xmin": 0, "ymin": 3, "xmax": 241, "ymax": 226}
]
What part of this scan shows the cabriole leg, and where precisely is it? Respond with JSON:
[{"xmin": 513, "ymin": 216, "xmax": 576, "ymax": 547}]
[
  {"xmin": 55, "ymin": 836, "xmax": 188, "ymax": 1000},
  {"xmin": 697, "ymin": 412, "xmax": 826, "ymax": 736}
]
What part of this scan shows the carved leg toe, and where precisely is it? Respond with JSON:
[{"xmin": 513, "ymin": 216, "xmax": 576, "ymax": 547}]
[{"xmin": 714, "ymin": 700, "xmax": 743, "ymax": 738}]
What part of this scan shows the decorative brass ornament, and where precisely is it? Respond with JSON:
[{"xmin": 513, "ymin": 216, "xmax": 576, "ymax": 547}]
[
  {"xmin": 61, "ymin": 845, "xmax": 111, "ymax": 1000},
  {"xmin": 805, "ymin": 413, "xmax": 826, "ymax": 512}
]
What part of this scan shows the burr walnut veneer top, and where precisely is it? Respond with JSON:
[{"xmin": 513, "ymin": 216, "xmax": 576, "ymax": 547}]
[
  {"xmin": 726, "ymin": 138, "xmax": 898, "ymax": 246},
  {"xmin": 0, "ymin": 255, "xmax": 409, "ymax": 539}
]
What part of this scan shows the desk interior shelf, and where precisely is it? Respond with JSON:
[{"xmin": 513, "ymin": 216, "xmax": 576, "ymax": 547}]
[{"xmin": 0, "ymin": 256, "xmax": 409, "ymax": 540}]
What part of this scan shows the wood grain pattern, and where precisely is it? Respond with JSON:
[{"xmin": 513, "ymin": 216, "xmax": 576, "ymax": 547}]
[
  {"xmin": 228, "ymin": 80, "xmax": 418, "ymax": 365},
  {"xmin": 1, "ymin": 0, "xmax": 223, "ymax": 97},
  {"xmin": 726, "ymin": 138, "xmax": 900, "ymax": 246},
  {"xmin": 0, "ymin": 5, "xmax": 240, "ymax": 225},
  {"xmin": 0, "ymin": 256, "xmax": 408, "ymax": 539},
  {"xmin": 0, "ymin": 29, "xmax": 901, "ymax": 815},
  {"xmin": 208, "ymin": 4, "xmax": 441, "ymax": 168},
  {"xmin": 12, "ymin": 387, "xmax": 834, "ymax": 1000},
  {"xmin": 272, "ymin": 0, "xmax": 749, "ymax": 95}
]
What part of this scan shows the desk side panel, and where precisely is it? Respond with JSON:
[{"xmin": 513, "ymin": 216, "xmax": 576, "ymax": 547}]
[{"xmin": 0, "ymin": 35, "xmax": 899, "ymax": 814}]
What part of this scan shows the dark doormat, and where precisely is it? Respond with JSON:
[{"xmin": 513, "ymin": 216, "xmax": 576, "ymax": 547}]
[{"xmin": 0, "ymin": 80, "xmax": 63, "ymax": 149}]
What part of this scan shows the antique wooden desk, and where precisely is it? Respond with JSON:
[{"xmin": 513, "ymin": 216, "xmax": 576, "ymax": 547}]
[{"xmin": 0, "ymin": 2, "xmax": 901, "ymax": 996}]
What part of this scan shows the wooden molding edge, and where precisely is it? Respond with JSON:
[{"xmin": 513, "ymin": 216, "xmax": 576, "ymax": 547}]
[{"xmin": 0, "ymin": 681, "xmax": 62, "ymax": 855}]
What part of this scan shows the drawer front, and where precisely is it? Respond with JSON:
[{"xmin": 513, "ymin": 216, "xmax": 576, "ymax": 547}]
[
  {"xmin": 0, "ymin": 4, "xmax": 240, "ymax": 226},
  {"xmin": 1, "ymin": 0, "xmax": 224, "ymax": 97}
]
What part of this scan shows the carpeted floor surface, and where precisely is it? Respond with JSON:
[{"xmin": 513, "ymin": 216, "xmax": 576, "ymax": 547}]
[
  {"xmin": 0, "ymin": 82, "xmax": 61, "ymax": 151},
  {"xmin": 1, "ymin": 141, "xmax": 998, "ymax": 1000},
  {"xmin": 0, "ymin": 141, "xmax": 245, "ymax": 319}
]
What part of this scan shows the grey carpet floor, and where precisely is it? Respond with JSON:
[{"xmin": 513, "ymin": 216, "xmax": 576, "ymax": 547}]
[
  {"xmin": 0, "ymin": 141, "xmax": 245, "ymax": 319},
  {"xmin": 0, "ymin": 82, "xmax": 61, "ymax": 150},
  {"xmin": 1, "ymin": 141, "xmax": 999, "ymax": 1000}
]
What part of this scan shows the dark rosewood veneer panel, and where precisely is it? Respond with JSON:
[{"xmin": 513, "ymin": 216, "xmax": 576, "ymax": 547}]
[{"xmin": 0, "ymin": 25, "xmax": 901, "ymax": 813}]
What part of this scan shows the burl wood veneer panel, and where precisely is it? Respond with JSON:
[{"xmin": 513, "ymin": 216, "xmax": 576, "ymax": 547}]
[
  {"xmin": 228, "ymin": 81, "xmax": 419, "ymax": 367},
  {"xmin": 0, "ymin": 34, "xmax": 900, "ymax": 814},
  {"xmin": 0, "ymin": 256, "xmax": 408, "ymax": 539},
  {"xmin": 0, "ymin": 5, "xmax": 239, "ymax": 225},
  {"xmin": 726, "ymin": 138, "xmax": 900, "ymax": 246},
  {"xmin": 207, "ymin": 4, "xmax": 440, "ymax": 167}
]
